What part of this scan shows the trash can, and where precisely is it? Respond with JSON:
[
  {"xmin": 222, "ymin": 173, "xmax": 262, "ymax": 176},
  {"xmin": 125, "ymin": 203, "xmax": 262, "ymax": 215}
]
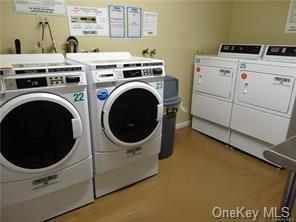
[{"xmin": 159, "ymin": 75, "xmax": 181, "ymax": 159}]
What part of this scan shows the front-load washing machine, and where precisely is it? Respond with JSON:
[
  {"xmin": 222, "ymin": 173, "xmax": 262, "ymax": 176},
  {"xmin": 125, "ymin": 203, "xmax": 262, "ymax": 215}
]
[
  {"xmin": 0, "ymin": 54, "xmax": 94, "ymax": 222},
  {"xmin": 67, "ymin": 52, "xmax": 165, "ymax": 198}
]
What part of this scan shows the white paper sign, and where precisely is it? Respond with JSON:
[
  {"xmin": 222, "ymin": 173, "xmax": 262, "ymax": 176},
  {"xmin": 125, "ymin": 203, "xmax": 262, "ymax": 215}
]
[
  {"xmin": 13, "ymin": 0, "xmax": 66, "ymax": 15},
  {"xmin": 286, "ymin": 0, "xmax": 296, "ymax": 32},
  {"xmin": 143, "ymin": 12, "xmax": 158, "ymax": 36},
  {"xmin": 109, "ymin": 5, "xmax": 125, "ymax": 38},
  {"xmin": 68, "ymin": 6, "xmax": 108, "ymax": 36},
  {"xmin": 127, "ymin": 7, "xmax": 142, "ymax": 38}
]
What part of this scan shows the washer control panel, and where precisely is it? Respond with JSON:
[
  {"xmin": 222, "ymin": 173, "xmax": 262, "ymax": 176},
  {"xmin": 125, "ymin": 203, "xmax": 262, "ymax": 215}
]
[
  {"xmin": 49, "ymin": 76, "xmax": 65, "ymax": 85},
  {"xmin": 122, "ymin": 67, "xmax": 164, "ymax": 79},
  {"xmin": 96, "ymin": 66, "xmax": 165, "ymax": 83},
  {"xmin": 3, "ymin": 75, "xmax": 81, "ymax": 90},
  {"xmin": 143, "ymin": 69, "xmax": 153, "ymax": 76}
]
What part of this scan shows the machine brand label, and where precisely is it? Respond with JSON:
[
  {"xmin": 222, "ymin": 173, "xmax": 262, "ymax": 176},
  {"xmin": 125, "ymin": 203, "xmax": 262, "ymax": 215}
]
[
  {"xmin": 273, "ymin": 77, "xmax": 292, "ymax": 86},
  {"xmin": 97, "ymin": 89, "xmax": 109, "ymax": 100},
  {"xmin": 32, "ymin": 174, "xmax": 58, "ymax": 189},
  {"xmin": 126, "ymin": 147, "xmax": 142, "ymax": 158},
  {"xmin": 219, "ymin": 69, "xmax": 232, "ymax": 77}
]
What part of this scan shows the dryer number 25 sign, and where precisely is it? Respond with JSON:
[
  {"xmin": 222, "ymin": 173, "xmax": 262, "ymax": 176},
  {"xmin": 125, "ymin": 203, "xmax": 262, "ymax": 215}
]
[{"xmin": 73, "ymin": 93, "xmax": 84, "ymax": 102}]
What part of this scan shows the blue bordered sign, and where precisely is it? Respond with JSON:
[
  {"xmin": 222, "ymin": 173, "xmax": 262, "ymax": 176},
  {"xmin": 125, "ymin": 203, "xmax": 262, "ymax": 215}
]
[
  {"xmin": 127, "ymin": 7, "xmax": 142, "ymax": 38},
  {"xmin": 108, "ymin": 5, "xmax": 125, "ymax": 38}
]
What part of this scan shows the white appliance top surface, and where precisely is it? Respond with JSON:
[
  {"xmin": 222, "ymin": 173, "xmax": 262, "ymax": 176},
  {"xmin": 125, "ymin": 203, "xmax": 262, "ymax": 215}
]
[
  {"xmin": 0, "ymin": 53, "xmax": 65, "ymax": 65},
  {"xmin": 66, "ymin": 52, "xmax": 163, "ymax": 66},
  {"xmin": 0, "ymin": 54, "xmax": 83, "ymax": 71},
  {"xmin": 195, "ymin": 54, "xmax": 238, "ymax": 61},
  {"xmin": 90, "ymin": 57, "xmax": 158, "ymax": 64},
  {"xmin": 240, "ymin": 58, "xmax": 296, "ymax": 67},
  {"xmin": 67, "ymin": 52, "xmax": 132, "ymax": 61},
  {"xmin": 12, "ymin": 62, "xmax": 75, "ymax": 68}
]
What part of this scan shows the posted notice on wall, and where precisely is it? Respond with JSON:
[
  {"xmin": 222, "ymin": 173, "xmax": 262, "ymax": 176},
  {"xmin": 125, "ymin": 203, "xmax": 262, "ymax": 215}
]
[
  {"xmin": 109, "ymin": 5, "xmax": 125, "ymax": 38},
  {"xmin": 13, "ymin": 0, "xmax": 67, "ymax": 15},
  {"xmin": 143, "ymin": 12, "xmax": 158, "ymax": 36},
  {"xmin": 286, "ymin": 0, "xmax": 296, "ymax": 32},
  {"xmin": 68, "ymin": 6, "xmax": 109, "ymax": 36},
  {"xmin": 127, "ymin": 7, "xmax": 142, "ymax": 38}
]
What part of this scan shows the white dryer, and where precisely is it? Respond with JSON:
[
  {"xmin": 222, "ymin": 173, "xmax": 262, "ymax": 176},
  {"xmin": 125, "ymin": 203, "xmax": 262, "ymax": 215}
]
[
  {"xmin": 0, "ymin": 54, "xmax": 94, "ymax": 222},
  {"xmin": 230, "ymin": 45, "xmax": 296, "ymax": 162},
  {"xmin": 67, "ymin": 52, "xmax": 165, "ymax": 198},
  {"xmin": 191, "ymin": 44, "xmax": 265, "ymax": 143}
]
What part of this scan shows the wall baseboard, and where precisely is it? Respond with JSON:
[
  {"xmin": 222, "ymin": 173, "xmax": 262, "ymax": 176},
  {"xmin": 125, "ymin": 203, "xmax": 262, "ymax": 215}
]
[{"xmin": 176, "ymin": 121, "xmax": 192, "ymax": 130}]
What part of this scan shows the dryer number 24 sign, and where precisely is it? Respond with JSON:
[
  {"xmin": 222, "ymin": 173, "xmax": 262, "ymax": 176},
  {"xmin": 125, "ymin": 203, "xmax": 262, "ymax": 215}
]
[{"xmin": 73, "ymin": 93, "xmax": 84, "ymax": 102}]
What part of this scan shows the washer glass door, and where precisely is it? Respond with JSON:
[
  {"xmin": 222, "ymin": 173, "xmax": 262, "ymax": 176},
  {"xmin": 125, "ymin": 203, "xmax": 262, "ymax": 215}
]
[
  {"xmin": 103, "ymin": 82, "xmax": 163, "ymax": 146},
  {"xmin": 0, "ymin": 93, "xmax": 82, "ymax": 171}
]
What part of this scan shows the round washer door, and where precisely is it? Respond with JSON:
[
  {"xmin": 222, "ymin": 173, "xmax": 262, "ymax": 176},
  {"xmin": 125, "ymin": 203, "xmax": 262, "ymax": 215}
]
[
  {"xmin": 0, "ymin": 93, "xmax": 83, "ymax": 173},
  {"xmin": 103, "ymin": 82, "xmax": 163, "ymax": 147}
]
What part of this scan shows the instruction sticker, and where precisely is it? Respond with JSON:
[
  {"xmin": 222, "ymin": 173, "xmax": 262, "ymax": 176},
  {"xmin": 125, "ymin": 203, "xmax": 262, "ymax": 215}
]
[
  {"xmin": 109, "ymin": 5, "xmax": 125, "ymax": 38},
  {"xmin": 68, "ymin": 6, "xmax": 109, "ymax": 36},
  {"xmin": 143, "ymin": 12, "xmax": 157, "ymax": 36},
  {"xmin": 127, "ymin": 7, "xmax": 142, "ymax": 38},
  {"xmin": 13, "ymin": 0, "xmax": 67, "ymax": 15}
]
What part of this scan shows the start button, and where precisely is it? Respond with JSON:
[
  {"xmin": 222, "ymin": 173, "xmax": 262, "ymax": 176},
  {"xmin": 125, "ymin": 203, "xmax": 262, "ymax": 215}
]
[{"xmin": 241, "ymin": 73, "xmax": 247, "ymax": 79}]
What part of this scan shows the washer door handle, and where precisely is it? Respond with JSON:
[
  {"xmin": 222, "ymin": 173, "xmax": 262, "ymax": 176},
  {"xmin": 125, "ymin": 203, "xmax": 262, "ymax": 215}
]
[
  {"xmin": 156, "ymin": 104, "xmax": 164, "ymax": 121},
  {"xmin": 72, "ymin": 118, "xmax": 82, "ymax": 139},
  {"xmin": 243, "ymin": 81, "xmax": 249, "ymax": 94},
  {"xmin": 0, "ymin": 79, "xmax": 5, "ymax": 95},
  {"xmin": 198, "ymin": 74, "xmax": 202, "ymax": 85}
]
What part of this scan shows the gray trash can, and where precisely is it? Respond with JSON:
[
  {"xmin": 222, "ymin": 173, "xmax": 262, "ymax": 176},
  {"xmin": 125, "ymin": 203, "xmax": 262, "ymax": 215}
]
[{"xmin": 159, "ymin": 75, "xmax": 181, "ymax": 159}]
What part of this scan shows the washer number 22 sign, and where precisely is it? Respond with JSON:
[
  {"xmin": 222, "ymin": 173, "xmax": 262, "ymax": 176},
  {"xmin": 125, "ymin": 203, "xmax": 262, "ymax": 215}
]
[{"xmin": 73, "ymin": 92, "xmax": 84, "ymax": 102}]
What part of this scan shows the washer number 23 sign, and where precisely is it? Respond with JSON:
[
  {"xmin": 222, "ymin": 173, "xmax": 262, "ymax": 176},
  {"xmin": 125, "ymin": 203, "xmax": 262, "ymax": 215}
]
[{"xmin": 156, "ymin": 81, "xmax": 163, "ymax": 90}]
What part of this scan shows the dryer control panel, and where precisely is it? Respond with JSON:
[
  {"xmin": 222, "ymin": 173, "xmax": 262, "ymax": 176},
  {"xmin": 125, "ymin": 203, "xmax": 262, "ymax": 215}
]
[
  {"xmin": 264, "ymin": 45, "xmax": 296, "ymax": 63},
  {"xmin": 266, "ymin": 46, "xmax": 296, "ymax": 57},
  {"xmin": 218, "ymin": 43, "xmax": 265, "ymax": 59}
]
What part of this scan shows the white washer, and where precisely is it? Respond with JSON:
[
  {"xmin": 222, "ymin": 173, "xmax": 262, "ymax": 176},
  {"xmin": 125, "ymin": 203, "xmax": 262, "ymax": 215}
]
[
  {"xmin": 0, "ymin": 54, "xmax": 94, "ymax": 222},
  {"xmin": 67, "ymin": 52, "xmax": 165, "ymax": 198},
  {"xmin": 230, "ymin": 45, "xmax": 296, "ymax": 163},
  {"xmin": 191, "ymin": 44, "xmax": 265, "ymax": 143}
]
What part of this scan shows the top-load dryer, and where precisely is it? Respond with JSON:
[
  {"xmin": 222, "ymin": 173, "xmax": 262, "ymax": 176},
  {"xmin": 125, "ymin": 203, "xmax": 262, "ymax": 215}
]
[
  {"xmin": 67, "ymin": 52, "xmax": 165, "ymax": 198},
  {"xmin": 230, "ymin": 45, "xmax": 296, "ymax": 163},
  {"xmin": 191, "ymin": 44, "xmax": 265, "ymax": 143}
]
